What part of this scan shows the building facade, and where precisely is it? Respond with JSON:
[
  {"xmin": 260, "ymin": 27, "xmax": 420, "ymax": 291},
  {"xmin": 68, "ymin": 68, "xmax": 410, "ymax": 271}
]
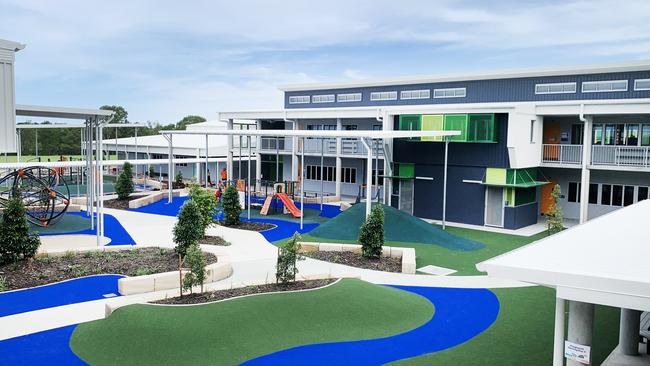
[{"xmin": 221, "ymin": 61, "xmax": 650, "ymax": 230}]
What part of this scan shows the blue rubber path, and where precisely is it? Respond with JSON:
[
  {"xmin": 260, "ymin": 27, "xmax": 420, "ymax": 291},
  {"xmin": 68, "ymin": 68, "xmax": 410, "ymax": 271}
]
[
  {"xmin": 39, "ymin": 212, "xmax": 135, "ymax": 246},
  {"xmin": 0, "ymin": 325, "xmax": 87, "ymax": 365},
  {"xmin": 242, "ymin": 286, "xmax": 500, "ymax": 365},
  {"xmin": 0, "ymin": 275, "xmax": 124, "ymax": 318}
]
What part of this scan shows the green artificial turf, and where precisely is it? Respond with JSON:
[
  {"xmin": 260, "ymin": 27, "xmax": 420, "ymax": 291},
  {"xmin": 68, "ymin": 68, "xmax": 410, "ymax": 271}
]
[
  {"xmin": 391, "ymin": 286, "xmax": 620, "ymax": 366},
  {"xmin": 30, "ymin": 214, "xmax": 91, "ymax": 234},
  {"xmin": 70, "ymin": 279, "xmax": 434, "ymax": 366}
]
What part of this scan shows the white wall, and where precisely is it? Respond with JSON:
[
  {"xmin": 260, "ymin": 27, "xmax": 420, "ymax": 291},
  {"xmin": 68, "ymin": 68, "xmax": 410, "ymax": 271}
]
[
  {"xmin": 0, "ymin": 49, "xmax": 17, "ymax": 153},
  {"xmin": 506, "ymin": 104, "xmax": 543, "ymax": 169}
]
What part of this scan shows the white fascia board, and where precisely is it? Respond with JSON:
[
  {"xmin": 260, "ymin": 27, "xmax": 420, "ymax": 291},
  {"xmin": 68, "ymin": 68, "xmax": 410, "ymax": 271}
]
[
  {"xmin": 535, "ymin": 98, "xmax": 650, "ymax": 116},
  {"xmin": 0, "ymin": 157, "xmax": 249, "ymax": 170},
  {"xmin": 218, "ymin": 107, "xmax": 380, "ymax": 121},
  {"xmin": 557, "ymin": 286, "xmax": 650, "ymax": 312},
  {"xmin": 16, "ymin": 104, "xmax": 114, "ymax": 119},
  {"xmin": 279, "ymin": 60, "xmax": 650, "ymax": 91},
  {"xmin": 159, "ymin": 129, "xmax": 460, "ymax": 139},
  {"xmin": 0, "ymin": 39, "xmax": 25, "ymax": 51}
]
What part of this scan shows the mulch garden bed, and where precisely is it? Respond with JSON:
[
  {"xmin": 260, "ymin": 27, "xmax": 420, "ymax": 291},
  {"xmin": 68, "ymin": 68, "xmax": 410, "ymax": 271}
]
[
  {"xmin": 199, "ymin": 235, "xmax": 231, "ymax": 246},
  {"xmin": 214, "ymin": 221, "xmax": 276, "ymax": 232},
  {"xmin": 152, "ymin": 278, "xmax": 336, "ymax": 305},
  {"xmin": 0, "ymin": 247, "xmax": 218, "ymax": 292},
  {"xmin": 103, "ymin": 196, "xmax": 143, "ymax": 210},
  {"xmin": 304, "ymin": 251, "xmax": 402, "ymax": 273}
]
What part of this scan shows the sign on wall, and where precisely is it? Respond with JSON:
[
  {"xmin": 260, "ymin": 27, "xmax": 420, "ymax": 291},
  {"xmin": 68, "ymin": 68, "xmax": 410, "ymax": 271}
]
[{"xmin": 565, "ymin": 341, "xmax": 591, "ymax": 365}]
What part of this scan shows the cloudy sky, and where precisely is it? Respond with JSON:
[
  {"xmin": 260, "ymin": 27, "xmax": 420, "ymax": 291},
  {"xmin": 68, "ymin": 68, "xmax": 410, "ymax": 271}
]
[{"xmin": 1, "ymin": 0, "xmax": 649, "ymax": 123}]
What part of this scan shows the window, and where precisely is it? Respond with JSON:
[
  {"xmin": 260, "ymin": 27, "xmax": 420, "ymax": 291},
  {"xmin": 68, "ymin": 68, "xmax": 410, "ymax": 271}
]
[
  {"xmin": 634, "ymin": 79, "xmax": 650, "ymax": 91},
  {"xmin": 592, "ymin": 124, "xmax": 603, "ymax": 145},
  {"xmin": 433, "ymin": 87, "xmax": 466, "ymax": 98},
  {"xmin": 401, "ymin": 89, "xmax": 430, "ymax": 100},
  {"xmin": 306, "ymin": 165, "xmax": 335, "ymax": 182},
  {"xmin": 581, "ymin": 80, "xmax": 628, "ymax": 93},
  {"xmin": 342, "ymin": 167, "xmax": 356, "ymax": 184},
  {"xmin": 307, "ymin": 124, "xmax": 336, "ymax": 130},
  {"xmin": 571, "ymin": 124, "xmax": 584, "ymax": 145},
  {"xmin": 337, "ymin": 93, "xmax": 362, "ymax": 102},
  {"xmin": 372, "ymin": 169, "xmax": 384, "ymax": 185},
  {"xmin": 312, "ymin": 94, "xmax": 335, "ymax": 103},
  {"xmin": 626, "ymin": 124, "xmax": 639, "ymax": 146},
  {"xmin": 589, "ymin": 183, "xmax": 599, "ymax": 204},
  {"xmin": 612, "ymin": 185, "xmax": 623, "ymax": 206},
  {"xmin": 535, "ymin": 82, "xmax": 576, "ymax": 94},
  {"xmin": 641, "ymin": 124, "xmax": 650, "ymax": 146},
  {"xmin": 601, "ymin": 184, "xmax": 612, "ymax": 205},
  {"xmin": 530, "ymin": 120, "xmax": 536, "ymax": 143},
  {"xmin": 638, "ymin": 186, "xmax": 649, "ymax": 201},
  {"xmin": 152, "ymin": 154, "xmax": 165, "ymax": 160},
  {"xmin": 624, "ymin": 186, "xmax": 635, "ymax": 206},
  {"xmin": 370, "ymin": 91, "xmax": 397, "ymax": 101},
  {"xmin": 568, "ymin": 182, "xmax": 580, "ymax": 203},
  {"xmin": 603, "ymin": 124, "xmax": 625, "ymax": 145},
  {"xmin": 288, "ymin": 95, "xmax": 310, "ymax": 104}
]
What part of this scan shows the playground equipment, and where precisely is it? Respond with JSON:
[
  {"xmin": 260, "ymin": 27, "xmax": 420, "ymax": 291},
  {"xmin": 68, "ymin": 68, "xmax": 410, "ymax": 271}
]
[
  {"xmin": 0, "ymin": 167, "xmax": 71, "ymax": 227},
  {"xmin": 260, "ymin": 182, "xmax": 302, "ymax": 218}
]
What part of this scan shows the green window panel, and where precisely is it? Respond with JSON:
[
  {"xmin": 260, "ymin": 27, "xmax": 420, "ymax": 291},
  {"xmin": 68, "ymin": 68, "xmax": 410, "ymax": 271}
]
[
  {"xmin": 421, "ymin": 115, "xmax": 444, "ymax": 142},
  {"xmin": 485, "ymin": 168, "xmax": 507, "ymax": 185},
  {"xmin": 504, "ymin": 187, "xmax": 516, "ymax": 207},
  {"xmin": 468, "ymin": 114, "xmax": 497, "ymax": 142},
  {"xmin": 397, "ymin": 163, "xmax": 415, "ymax": 178},
  {"xmin": 506, "ymin": 168, "xmax": 539, "ymax": 185},
  {"xmin": 443, "ymin": 114, "xmax": 469, "ymax": 142},
  {"xmin": 399, "ymin": 115, "xmax": 422, "ymax": 141}
]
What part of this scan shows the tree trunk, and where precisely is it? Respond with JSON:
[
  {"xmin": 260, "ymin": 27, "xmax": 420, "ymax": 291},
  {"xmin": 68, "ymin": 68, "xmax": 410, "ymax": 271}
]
[{"xmin": 178, "ymin": 253, "xmax": 183, "ymax": 299}]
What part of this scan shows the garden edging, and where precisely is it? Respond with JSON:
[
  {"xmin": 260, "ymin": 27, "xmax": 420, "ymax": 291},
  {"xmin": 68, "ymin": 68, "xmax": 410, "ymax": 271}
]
[{"xmin": 298, "ymin": 242, "xmax": 416, "ymax": 274}]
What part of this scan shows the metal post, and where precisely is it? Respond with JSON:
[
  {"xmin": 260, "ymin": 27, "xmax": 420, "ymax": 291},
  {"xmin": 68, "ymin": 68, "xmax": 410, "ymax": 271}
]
[
  {"xmin": 95, "ymin": 120, "xmax": 101, "ymax": 246},
  {"xmin": 115, "ymin": 126, "xmax": 118, "ymax": 162},
  {"xmin": 247, "ymin": 136, "xmax": 251, "ymax": 220},
  {"xmin": 320, "ymin": 138, "xmax": 324, "ymax": 211},
  {"xmin": 99, "ymin": 123, "xmax": 105, "ymax": 240},
  {"xmin": 35, "ymin": 129, "xmax": 38, "ymax": 157},
  {"xmin": 17, "ymin": 129, "xmax": 21, "ymax": 162},
  {"xmin": 134, "ymin": 127, "xmax": 138, "ymax": 178},
  {"xmin": 552, "ymin": 297, "xmax": 566, "ymax": 366},
  {"xmin": 360, "ymin": 138, "xmax": 373, "ymax": 218},
  {"xmin": 300, "ymin": 137, "xmax": 305, "ymax": 230},
  {"xmin": 275, "ymin": 136, "xmax": 279, "ymax": 183},
  {"xmin": 166, "ymin": 134, "xmax": 173, "ymax": 203},
  {"xmin": 442, "ymin": 139, "xmax": 449, "ymax": 229},
  {"xmin": 205, "ymin": 134, "xmax": 209, "ymax": 188},
  {"xmin": 238, "ymin": 135, "xmax": 242, "ymax": 180}
]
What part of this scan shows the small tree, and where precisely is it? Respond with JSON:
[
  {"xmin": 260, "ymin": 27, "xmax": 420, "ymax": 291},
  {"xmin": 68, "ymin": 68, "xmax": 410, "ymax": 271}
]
[
  {"xmin": 0, "ymin": 194, "xmax": 41, "ymax": 265},
  {"xmin": 175, "ymin": 171, "xmax": 184, "ymax": 188},
  {"xmin": 222, "ymin": 185, "xmax": 242, "ymax": 226},
  {"xmin": 276, "ymin": 232, "xmax": 304, "ymax": 285},
  {"xmin": 188, "ymin": 183, "xmax": 218, "ymax": 236},
  {"xmin": 182, "ymin": 244, "xmax": 206, "ymax": 294},
  {"xmin": 115, "ymin": 162, "xmax": 134, "ymax": 200},
  {"xmin": 148, "ymin": 166, "xmax": 155, "ymax": 178},
  {"xmin": 173, "ymin": 199, "xmax": 203, "ymax": 297},
  {"xmin": 546, "ymin": 184, "xmax": 564, "ymax": 235},
  {"xmin": 359, "ymin": 204, "xmax": 384, "ymax": 258}
]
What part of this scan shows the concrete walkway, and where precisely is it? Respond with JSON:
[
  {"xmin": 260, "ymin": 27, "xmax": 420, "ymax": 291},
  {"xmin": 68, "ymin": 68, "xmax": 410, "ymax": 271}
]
[{"xmin": 1, "ymin": 207, "xmax": 529, "ymax": 341}]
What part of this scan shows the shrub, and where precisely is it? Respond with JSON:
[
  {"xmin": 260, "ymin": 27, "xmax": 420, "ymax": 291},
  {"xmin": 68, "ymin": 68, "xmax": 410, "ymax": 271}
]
[
  {"xmin": 0, "ymin": 276, "xmax": 7, "ymax": 292},
  {"xmin": 175, "ymin": 171, "xmax": 184, "ymax": 187},
  {"xmin": 222, "ymin": 185, "xmax": 242, "ymax": 226},
  {"xmin": 182, "ymin": 244, "xmax": 207, "ymax": 293},
  {"xmin": 188, "ymin": 183, "xmax": 218, "ymax": 236},
  {"xmin": 115, "ymin": 162, "xmax": 134, "ymax": 200},
  {"xmin": 359, "ymin": 204, "xmax": 385, "ymax": 258},
  {"xmin": 173, "ymin": 199, "xmax": 204, "ymax": 297},
  {"xmin": 135, "ymin": 267, "xmax": 156, "ymax": 276},
  {"xmin": 276, "ymin": 232, "xmax": 304, "ymax": 285},
  {"xmin": 0, "ymin": 194, "xmax": 41, "ymax": 265},
  {"xmin": 546, "ymin": 184, "xmax": 564, "ymax": 235},
  {"xmin": 148, "ymin": 166, "xmax": 155, "ymax": 178}
]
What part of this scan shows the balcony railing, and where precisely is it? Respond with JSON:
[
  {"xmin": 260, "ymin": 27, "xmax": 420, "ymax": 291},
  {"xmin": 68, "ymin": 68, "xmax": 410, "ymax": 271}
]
[
  {"xmin": 300, "ymin": 139, "xmax": 383, "ymax": 156},
  {"xmin": 592, "ymin": 145, "xmax": 650, "ymax": 167},
  {"xmin": 541, "ymin": 144, "xmax": 583, "ymax": 165},
  {"xmin": 259, "ymin": 137, "xmax": 291, "ymax": 152}
]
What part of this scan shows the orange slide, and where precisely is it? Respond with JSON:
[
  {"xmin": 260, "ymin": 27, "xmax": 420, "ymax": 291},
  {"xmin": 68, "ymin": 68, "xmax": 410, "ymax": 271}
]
[
  {"xmin": 260, "ymin": 196, "xmax": 273, "ymax": 216},
  {"xmin": 276, "ymin": 193, "xmax": 302, "ymax": 218}
]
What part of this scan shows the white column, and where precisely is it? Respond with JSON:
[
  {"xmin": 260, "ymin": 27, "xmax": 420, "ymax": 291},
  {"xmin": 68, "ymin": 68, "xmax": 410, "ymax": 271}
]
[
  {"xmin": 195, "ymin": 148, "xmax": 200, "ymax": 183},
  {"xmin": 255, "ymin": 120, "xmax": 262, "ymax": 190},
  {"xmin": 167, "ymin": 134, "xmax": 173, "ymax": 203},
  {"xmin": 619, "ymin": 308, "xmax": 641, "ymax": 356},
  {"xmin": 360, "ymin": 138, "xmax": 373, "ymax": 218},
  {"xmin": 579, "ymin": 117, "xmax": 593, "ymax": 223},
  {"xmin": 566, "ymin": 301, "xmax": 594, "ymax": 366},
  {"xmin": 442, "ymin": 139, "xmax": 449, "ymax": 229},
  {"xmin": 300, "ymin": 137, "xmax": 305, "ymax": 230},
  {"xmin": 292, "ymin": 120, "xmax": 299, "ymax": 182},
  {"xmin": 335, "ymin": 118, "xmax": 342, "ymax": 199},
  {"xmin": 227, "ymin": 119, "xmax": 234, "ymax": 184},
  {"xmin": 205, "ymin": 134, "xmax": 209, "ymax": 188},
  {"xmin": 553, "ymin": 297, "xmax": 566, "ymax": 366}
]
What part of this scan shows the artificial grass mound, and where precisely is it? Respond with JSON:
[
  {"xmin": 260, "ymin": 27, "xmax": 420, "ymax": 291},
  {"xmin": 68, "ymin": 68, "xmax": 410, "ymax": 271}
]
[
  {"xmin": 70, "ymin": 279, "xmax": 433, "ymax": 366},
  {"xmin": 29, "ymin": 213, "xmax": 91, "ymax": 234},
  {"xmin": 309, "ymin": 204, "xmax": 484, "ymax": 251}
]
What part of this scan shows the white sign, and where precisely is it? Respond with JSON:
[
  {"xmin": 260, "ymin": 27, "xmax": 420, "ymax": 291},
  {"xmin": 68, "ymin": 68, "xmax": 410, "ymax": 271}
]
[
  {"xmin": 238, "ymin": 191, "xmax": 246, "ymax": 208},
  {"xmin": 565, "ymin": 340, "xmax": 591, "ymax": 365}
]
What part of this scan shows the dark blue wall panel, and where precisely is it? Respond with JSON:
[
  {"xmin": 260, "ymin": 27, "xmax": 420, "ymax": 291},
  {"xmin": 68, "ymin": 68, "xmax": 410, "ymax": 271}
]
[
  {"xmin": 504, "ymin": 202, "xmax": 539, "ymax": 229},
  {"xmin": 285, "ymin": 70, "xmax": 650, "ymax": 108}
]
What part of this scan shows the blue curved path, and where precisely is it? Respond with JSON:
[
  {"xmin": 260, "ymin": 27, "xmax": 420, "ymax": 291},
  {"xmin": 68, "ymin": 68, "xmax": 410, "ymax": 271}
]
[
  {"xmin": 39, "ymin": 212, "xmax": 135, "ymax": 246},
  {"xmin": 0, "ymin": 325, "xmax": 87, "ymax": 365},
  {"xmin": 0, "ymin": 275, "xmax": 124, "ymax": 317},
  {"xmin": 242, "ymin": 286, "xmax": 500, "ymax": 365}
]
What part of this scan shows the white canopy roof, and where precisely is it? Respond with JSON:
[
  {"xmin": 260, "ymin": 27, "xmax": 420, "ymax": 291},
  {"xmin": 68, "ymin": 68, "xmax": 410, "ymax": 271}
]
[
  {"xmin": 160, "ymin": 128, "xmax": 460, "ymax": 139},
  {"xmin": 16, "ymin": 105, "xmax": 113, "ymax": 120},
  {"xmin": 477, "ymin": 199, "xmax": 650, "ymax": 312}
]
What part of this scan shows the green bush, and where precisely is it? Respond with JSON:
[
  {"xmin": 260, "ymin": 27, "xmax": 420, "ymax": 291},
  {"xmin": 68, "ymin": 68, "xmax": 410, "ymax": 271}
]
[
  {"xmin": 546, "ymin": 184, "xmax": 564, "ymax": 235},
  {"xmin": 173, "ymin": 199, "xmax": 204, "ymax": 297},
  {"xmin": 222, "ymin": 185, "xmax": 242, "ymax": 226},
  {"xmin": 175, "ymin": 171, "xmax": 184, "ymax": 187},
  {"xmin": 359, "ymin": 205, "xmax": 384, "ymax": 258},
  {"xmin": 182, "ymin": 244, "xmax": 206, "ymax": 293},
  {"xmin": 188, "ymin": 183, "xmax": 218, "ymax": 235},
  {"xmin": 115, "ymin": 162, "xmax": 134, "ymax": 200},
  {"xmin": 276, "ymin": 232, "xmax": 304, "ymax": 285},
  {"xmin": 0, "ymin": 276, "xmax": 7, "ymax": 292},
  {"xmin": 0, "ymin": 194, "xmax": 41, "ymax": 265},
  {"xmin": 148, "ymin": 166, "xmax": 155, "ymax": 178}
]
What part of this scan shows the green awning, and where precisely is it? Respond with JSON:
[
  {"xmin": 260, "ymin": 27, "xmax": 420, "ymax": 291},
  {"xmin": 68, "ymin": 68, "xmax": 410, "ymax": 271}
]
[{"xmin": 481, "ymin": 181, "xmax": 549, "ymax": 188}]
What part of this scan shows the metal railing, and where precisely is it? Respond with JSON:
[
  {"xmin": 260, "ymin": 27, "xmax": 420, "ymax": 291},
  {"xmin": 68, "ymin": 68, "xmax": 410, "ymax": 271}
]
[
  {"xmin": 541, "ymin": 144, "xmax": 583, "ymax": 165},
  {"xmin": 299, "ymin": 139, "xmax": 383, "ymax": 156},
  {"xmin": 259, "ymin": 137, "xmax": 291, "ymax": 152},
  {"xmin": 591, "ymin": 145, "xmax": 650, "ymax": 167}
]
